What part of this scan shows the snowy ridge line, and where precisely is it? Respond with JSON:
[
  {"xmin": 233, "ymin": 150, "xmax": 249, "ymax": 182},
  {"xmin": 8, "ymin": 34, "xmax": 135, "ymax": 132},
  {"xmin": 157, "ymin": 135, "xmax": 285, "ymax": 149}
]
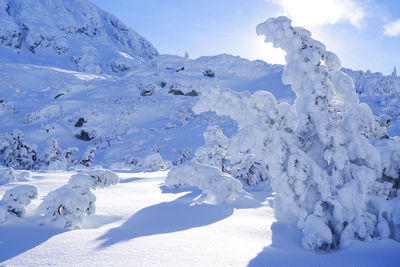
[{"xmin": 0, "ymin": 0, "xmax": 158, "ymax": 74}]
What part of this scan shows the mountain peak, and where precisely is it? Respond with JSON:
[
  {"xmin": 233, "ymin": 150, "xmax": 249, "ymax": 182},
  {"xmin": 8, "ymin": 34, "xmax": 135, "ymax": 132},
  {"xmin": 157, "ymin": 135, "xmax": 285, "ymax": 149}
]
[{"xmin": 0, "ymin": 0, "xmax": 158, "ymax": 73}]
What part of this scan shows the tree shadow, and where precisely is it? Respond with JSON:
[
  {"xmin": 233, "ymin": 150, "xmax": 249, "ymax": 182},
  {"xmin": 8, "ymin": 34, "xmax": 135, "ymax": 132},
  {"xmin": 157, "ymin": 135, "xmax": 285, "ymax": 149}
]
[
  {"xmin": 0, "ymin": 222, "xmax": 65, "ymax": 262},
  {"xmin": 118, "ymin": 177, "xmax": 144, "ymax": 184},
  {"xmin": 97, "ymin": 186, "xmax": 268, "ymax": 248},
  {"xmin": 0, "ymin": 214, "xmax": 121, "ymax": 263},
  {"xmin": 248, "ymin": 222, "xmax": 400, "ymax": 267}
]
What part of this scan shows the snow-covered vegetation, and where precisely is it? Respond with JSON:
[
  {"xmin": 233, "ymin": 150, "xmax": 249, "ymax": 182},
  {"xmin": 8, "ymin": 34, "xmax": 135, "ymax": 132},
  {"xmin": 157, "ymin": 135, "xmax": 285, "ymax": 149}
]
[
  {"xmin": 0, "ymin": 184, "xmax": 37, "ymax": 224},
  {"xmin": 0, "ymin": 0, "xmax": 400, "ymax": 265},
  {"xmin": 38, "ymin": 169, "xmax": 118, "ymax": 229}
]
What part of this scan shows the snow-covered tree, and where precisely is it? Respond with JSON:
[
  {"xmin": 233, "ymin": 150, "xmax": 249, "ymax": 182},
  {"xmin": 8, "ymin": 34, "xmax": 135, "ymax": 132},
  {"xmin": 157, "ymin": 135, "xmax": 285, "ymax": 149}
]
[
  {"xmin": 193, "ymin": 87, "xmax": 296, "ymax": 187},
  {"xmin": 40, "ymin": 138, "xmax": 68, "ymax": 170},
  {"xmin": 174, "ymin": 148, "xmax": 192, "ymax": 166},
  {"xmin": 63, "ymin": 147, "xmax": 79, "ymax": 166},
  {"xmin": 256, "ymin": 16, "xmax": 389, "ymax": 250},
  {"xmin": 80, "ymin": 146, "xmax": 96, "ymax": 167},
  {"xmin": 194, "ymin": 125, "xmax": 229, "ymax": 172},
  {"xmin": 0, "ymin": 130, "xmax": 38, "ymax": 170}
]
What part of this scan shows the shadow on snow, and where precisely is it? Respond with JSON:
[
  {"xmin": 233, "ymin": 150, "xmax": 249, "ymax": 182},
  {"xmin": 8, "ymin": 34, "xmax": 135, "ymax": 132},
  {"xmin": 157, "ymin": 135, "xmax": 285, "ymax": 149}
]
[
  {"xmin": 97, "ymin": 185, "xmax": 268, "ymax": 248},
  {"xmin": 0, "ymin": 223, "xmax": 65, "ymax": 263},
  {"xmin": 247, "ymin": 222, "xmax": 400, "ymax": 267}
]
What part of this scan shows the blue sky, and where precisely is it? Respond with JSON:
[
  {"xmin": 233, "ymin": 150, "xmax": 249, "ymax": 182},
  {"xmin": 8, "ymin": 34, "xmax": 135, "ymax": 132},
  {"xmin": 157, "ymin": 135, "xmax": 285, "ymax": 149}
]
[{"xmin": 92, "ymin": 0, "xmax": 400, "ymax": 74}]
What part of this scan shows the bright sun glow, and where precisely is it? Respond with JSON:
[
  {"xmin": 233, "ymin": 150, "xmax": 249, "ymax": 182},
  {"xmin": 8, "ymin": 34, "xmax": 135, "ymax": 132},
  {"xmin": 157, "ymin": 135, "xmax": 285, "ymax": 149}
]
[
  {"xmin": 269, "ymin": 0, "xmax": 365, "ymax": 28},
  {"xmin": 251, "ymin": 36, "xmax": 286, "ymax": 64}
]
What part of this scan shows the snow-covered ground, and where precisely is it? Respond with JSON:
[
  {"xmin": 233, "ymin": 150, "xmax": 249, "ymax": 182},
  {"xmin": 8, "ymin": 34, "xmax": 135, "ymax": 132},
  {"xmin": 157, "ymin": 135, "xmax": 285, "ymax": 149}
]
[{"xmin": 1, "ymin": 170, "xmax": 399, "ymax": 267}]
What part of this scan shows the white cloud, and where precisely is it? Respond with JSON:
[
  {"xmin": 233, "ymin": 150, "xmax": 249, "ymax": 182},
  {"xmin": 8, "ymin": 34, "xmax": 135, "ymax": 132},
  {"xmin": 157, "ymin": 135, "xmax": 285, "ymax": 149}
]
[
  {"xmin": 384, "ymin": 19, "xmax": 400, "ymax": 36},
  {"xmin": 268, "ymin": 0, "xmax": 365, "ymax": 28}
]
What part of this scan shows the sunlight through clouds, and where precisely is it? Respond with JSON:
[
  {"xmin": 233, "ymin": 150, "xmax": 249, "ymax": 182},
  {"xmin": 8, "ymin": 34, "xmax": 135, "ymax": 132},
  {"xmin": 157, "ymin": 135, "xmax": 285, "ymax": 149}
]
[{"xmin": 268, "ymin": 0, "xmax": 365, "ymax": 28}]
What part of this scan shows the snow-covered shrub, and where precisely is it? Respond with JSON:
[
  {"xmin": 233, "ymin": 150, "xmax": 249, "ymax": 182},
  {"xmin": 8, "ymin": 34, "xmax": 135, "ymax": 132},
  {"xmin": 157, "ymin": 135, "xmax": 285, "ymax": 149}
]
[
  {"xmin": 39, "ymin": 170, "xmax": 119, "ymax": 229},
  {"xmin": 0, "ymin": 166, "xmax": 16, "ymax": 185},
  {"xmin": 174, "ymin": 149, "xmax": 192, "ymax": 166},
  {"xmin": 256, "ymin": 16, "xmax": 389, "ymax": 250},
  {"xmin": 109, "ymin": 59, "xmax": 131, "ymax": 73},
  {"xmin": 194, "ymin": 125, "xmax": 228, "ymax": 172},
  {"xmin": 0, "ymin": 130, "xmax": 38, "ymax": 170},
  {"xmin": 0, "ymin": 185, "xmax": 38, "ymax": 222},
  {"xmin": 84, "ymin": 169, "xmax": 119, "ymax": 189},
  {"xmin": 193, "ymin": 87, "xmax": 296, "ymax": 187},
  {"xmin": 165, "ymin": 162, "xmax": 243, "ymax": 205},
  {"xmin": 142, "ymin": 153, "xmax": 170, "ymax": 170},
  {"xmin": 38, "ymin": 175, "xmax": 96, "ymax": 229},
  {"xmin": 139, "ymin": 83, "xmax": 156, "ymax": 96},
  {"xmin": 80, "ymin": 146, "xmax": 96, "ymax": 167},
  {"xmin": 75, "ymin": 128, "xmax": 97, "ymax": 141},
  {"xmin": 203, "ymin": 69, "xmax": 215, "ymax": 77},
  {"xmin": 231, "ymin": 155, "xmax": 269, "ymax": 186},
  {"xmin": 40, "ymin": 138, "xmax": 68, "ymax": 170},
  {"xmin": 63, "ymin": 147, "xmax": 79, "ymax": 166}
]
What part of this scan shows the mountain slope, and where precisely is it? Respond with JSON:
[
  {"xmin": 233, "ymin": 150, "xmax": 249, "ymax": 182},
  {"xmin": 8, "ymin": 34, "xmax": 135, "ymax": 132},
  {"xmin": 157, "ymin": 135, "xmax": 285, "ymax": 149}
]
[{"xmin": 0, "ymin": 0, "xmax": 158, "ymax": 74}]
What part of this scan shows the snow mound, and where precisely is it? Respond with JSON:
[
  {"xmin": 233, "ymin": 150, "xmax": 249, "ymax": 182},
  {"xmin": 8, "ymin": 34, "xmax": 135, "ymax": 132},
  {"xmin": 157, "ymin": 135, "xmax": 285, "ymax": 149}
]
[{"xmin": 165, "ymin": 162, "xmax": 243, "ymax": 205}]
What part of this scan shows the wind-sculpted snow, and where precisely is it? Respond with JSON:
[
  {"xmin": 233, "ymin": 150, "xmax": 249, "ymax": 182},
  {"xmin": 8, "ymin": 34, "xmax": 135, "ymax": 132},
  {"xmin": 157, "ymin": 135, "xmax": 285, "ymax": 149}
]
[{"xmin": 0, "ymin": 0, "xmax": 158, "ymax": 74}]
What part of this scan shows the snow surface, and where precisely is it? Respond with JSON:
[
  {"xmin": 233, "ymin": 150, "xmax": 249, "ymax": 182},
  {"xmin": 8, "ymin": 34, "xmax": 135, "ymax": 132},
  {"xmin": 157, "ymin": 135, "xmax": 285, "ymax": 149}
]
[{"xmin": 0, "ymin": 170, "xmax": 399, "ymax": 267}]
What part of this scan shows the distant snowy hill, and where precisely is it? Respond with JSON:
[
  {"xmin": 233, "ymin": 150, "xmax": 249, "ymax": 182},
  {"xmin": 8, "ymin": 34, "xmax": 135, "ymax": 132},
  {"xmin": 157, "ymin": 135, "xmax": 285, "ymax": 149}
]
[
  {"xmin": 0, "ymin": 53, "xmax": 290, "ymax": 168},
  {"xmin": 0, "ymin": 0, "xmax": 158, "ymax": 74}
]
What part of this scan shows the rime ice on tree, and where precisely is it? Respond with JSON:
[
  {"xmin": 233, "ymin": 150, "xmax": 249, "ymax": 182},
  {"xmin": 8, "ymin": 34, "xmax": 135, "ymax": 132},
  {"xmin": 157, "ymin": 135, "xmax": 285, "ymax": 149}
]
[{"xmin": 256, "ymin": 16, "xmax": 388, "ymax": 250}]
